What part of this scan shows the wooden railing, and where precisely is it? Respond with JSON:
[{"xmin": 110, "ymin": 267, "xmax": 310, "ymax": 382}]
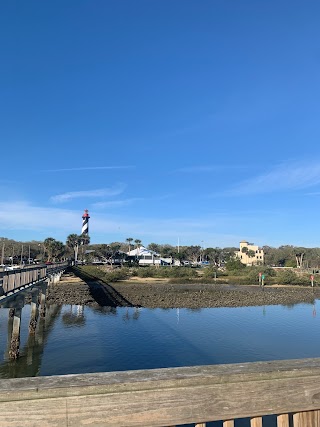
[
  {"xmin": 0, "ymin": 357, "xmax": 320, "ymax": 426},
  {"xmin": 0, "ymin": 262, "xmax": 68, "ymax": 295}
]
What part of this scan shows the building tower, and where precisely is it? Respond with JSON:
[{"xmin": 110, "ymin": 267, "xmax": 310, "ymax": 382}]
[{"xmin": 81, "ymin": 209, "xmax": 90, "ymax": 236}]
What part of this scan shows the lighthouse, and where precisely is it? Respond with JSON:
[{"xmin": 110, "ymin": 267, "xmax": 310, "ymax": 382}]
[{"xmin": 81, "ymin": 209, "xmax": 90, "ymax": 236}]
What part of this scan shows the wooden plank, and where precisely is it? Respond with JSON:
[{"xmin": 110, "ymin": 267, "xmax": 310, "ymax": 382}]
[
  {"xmin": 250, "ymin": 417, "xmax": 262, "ymax": 427},
  {"xmin": 223, "ymin": 421, "xmax": 234, "ymax": 427},
  {"xmin": 277, "ymin": 413, "xmax": 289, "ymax": 427},
  {"xmin": 0, "ymin": 359, "xmax": 320, "ymax": 426},
  {"xmin": 195, "ymin": 424, "xmax": 206, "ymax": 427},
  {"xmin": 293, "ymin": 410, "xmax": 320, "ymax": 426}
]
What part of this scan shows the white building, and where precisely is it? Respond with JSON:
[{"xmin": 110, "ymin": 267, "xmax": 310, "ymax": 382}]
[
  {"xmin": 127, "ymin": 246, "xmax": 171, "ymax": 266},
  {"xmin": 235, "ymin": 240, "xmax": 264, "ymax": 266}
]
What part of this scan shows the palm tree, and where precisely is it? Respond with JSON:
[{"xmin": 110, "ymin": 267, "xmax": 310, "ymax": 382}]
[
  {"xmin": 80, "ymin": 234, "xmax": 90, "ymax": 263},
  {"xmin": 81, "ymin": 234, "xmax": 90, "ymax": 246},
  {"xmin": 43, "ymin": 237, "xmax": 65, "ymax": 262},
  {"xmin": 126, "ymin": 237, "xmax": 133, "ymax": 253},
  {"xmin": 134, "ymin": 239, "xmax": 142, "ymax": 258},
  {"xmin": 134, "ymin": 239, "xmax": 142, "ymax": 249},
  {"xmin": 43, "ymin": 237, "xmax": 56, "ymax": 262},
  {"xmin": 66, "ymin": 234, "xmax": 82, "ymax": 264}
]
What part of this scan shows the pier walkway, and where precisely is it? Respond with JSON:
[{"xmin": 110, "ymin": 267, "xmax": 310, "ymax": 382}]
[{"xmin": 0, "ymin": 262, "xmax": 68, "ymax": 301}]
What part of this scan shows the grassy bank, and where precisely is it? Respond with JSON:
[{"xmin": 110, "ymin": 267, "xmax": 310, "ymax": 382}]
[{"xmin": 75, "ymin": 264, "xmax": 318, "ymax": 287}]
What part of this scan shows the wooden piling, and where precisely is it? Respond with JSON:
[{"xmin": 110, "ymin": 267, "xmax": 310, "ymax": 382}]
[
  {"xmin": 28, "ymin": 301, "xmax": 38, "ymax": 334},
  {"xmin": 9, "ymin": 307, "xmax": 21, "ymax": 359}
]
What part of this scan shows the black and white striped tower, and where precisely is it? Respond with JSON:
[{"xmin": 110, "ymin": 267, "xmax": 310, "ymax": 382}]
[{"xmin": 81, "ymin": 209, "xmax": 90, "ymax": 236}]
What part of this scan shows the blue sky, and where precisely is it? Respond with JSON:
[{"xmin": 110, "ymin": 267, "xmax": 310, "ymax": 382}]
[{"xmin": 1, "ymin": 0, "xmax": 320, "ymax": 248}]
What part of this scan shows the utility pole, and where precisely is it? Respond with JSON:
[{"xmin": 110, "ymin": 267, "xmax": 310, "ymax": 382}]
[
  {"xmin": 1, "ymin": 240, "xmax": 4, "ymax": 266},
  {"xmin": 20, "ymin": 244, "xmax": 23, "ymax": 267},
  {"xmin": 200, "ymin": 241, "xmax": 204, "ymax": 263}
]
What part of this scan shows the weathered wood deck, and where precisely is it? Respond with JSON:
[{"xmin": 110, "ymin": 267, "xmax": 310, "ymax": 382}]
[{"xmin": 1, "ymin": 357, "xmax": 320, "ymax": 426}]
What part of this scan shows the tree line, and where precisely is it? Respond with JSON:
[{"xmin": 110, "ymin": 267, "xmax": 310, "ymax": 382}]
[{"xmin": 1, "ymin": 235, "xmax": 320, "ymax": 269}]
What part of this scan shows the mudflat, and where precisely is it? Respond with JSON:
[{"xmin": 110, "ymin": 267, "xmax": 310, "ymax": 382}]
[{"xmin": 46, "ymin": 272, "xmax": 320, "ymax": 308}]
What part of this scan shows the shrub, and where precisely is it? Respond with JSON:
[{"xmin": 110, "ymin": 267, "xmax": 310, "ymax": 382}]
[
  {"xmin": 225, "ymin": 259, "xmax": 246, "ymax": 274},
  {"xmin": 105, "ymin": 268, "xmax": 130, "ymax": 282},
  {"xmin": 130, "ymin": 266, "xmax": 198, "ymax": 279},
  {"xmin": 136, "ymin": 267, "xmax": 155, "ymax": 278},
  {"xmin": 276, "ymin": 269, "xmax": 298, "ymax": 285},
  {"xmin": 75, "ymin": 265, "xmax": 130, "ymax": 282},
  {"xmin": 202, "ymin": 266, "xmax": 218, "ymax": 278}
]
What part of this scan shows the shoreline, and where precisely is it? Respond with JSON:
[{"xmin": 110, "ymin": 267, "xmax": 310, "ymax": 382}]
[{"xmin": 46, "ymin": 272, "xmax": 320, "ymax": 309}]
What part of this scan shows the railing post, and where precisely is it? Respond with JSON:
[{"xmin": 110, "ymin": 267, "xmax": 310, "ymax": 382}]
[
  {"xmin": 277, "ymin": 413, "xmax": 290, "ymax": 427},
  {"xmin": 251, "ymin": 417, "xmax": 262, "ymax": 427},
  {"xmin": 223, "ymin": 421, "xmax": 235, "ymax": 427},
  {"xmin": 293, "ymin": 410, "xmax": 320, "ymax": 426}
]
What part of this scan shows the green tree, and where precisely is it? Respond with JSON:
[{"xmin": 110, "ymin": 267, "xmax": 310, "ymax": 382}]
[
  {"xmin": 80, "ymin": 234, "xmax": 90, "ymax": 262},
  {"xmin": 226, "ymin": 258, "xmax": 246, "ymax": 272},
  {"xmin": 66, "ymin": 234, "xmax": 82, "ymax": 264},
  {"xmin": 81, "ymin": 234, "xmax": 90, "ymax": 246},
  {"xmin": 107, "ymin": 243, "xmax": 122, "ymax": 266},
  {"xmin": 126, "ymin": 237, "xmax": 133, "ymax": 253},
  {"xmin": 148, "ymin": 243, "xmax": 160, "ymax": 253},
  {"xmin": 134, "ymin": 239, "xmax": 142, "ymax": 249},
  {"xmin": 44, "ymin": 237, "xmax": 64, "ymax": 262},
  {"xmin": 276, "ymin": 269, "xmax": 298, "ymax": 285},
  {"xmin": 247, "ymin": 249, "xmax": 256, "ymax": 265},
  {"xmin": 184, "ymin": 245, "xmax": 201, "ymax": 264},
  {"xmin": 206, "ymin": 247, "xmax": 223, "ymax": 266},
  {"xmin": 241, "ymin": 246, "xmax": 248, "ymax": 255},
  {"xmin": 44, "ymin": 237, "xmax": 56, "ymax": 262},
  {"xmin": 51, "ymin": 240, "xmax": 65, "ymax": 261},
  {"xmin": 160, "ymin": 244, "xmax": 175, "ymax": 258}
]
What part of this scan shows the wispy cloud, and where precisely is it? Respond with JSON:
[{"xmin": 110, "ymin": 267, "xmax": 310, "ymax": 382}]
[
  {"xmin": 226, "ymin": 161, "xmax": 320, "ymax": 196},
  {"xmin": 175, "ymin": 165, "xmax": 250, "ymax": 173},
  {"xmin": 305, "ymin": 191, "xmax": 320, "ymax": 196},
  {"xmin": 51, "ymin": 183, "xmax": 126, "ymax": 203},
  {"xmin": 43, "ymin": 166, "xmax": 134, "ymax": 172},
  {"xmin": 0, "ymin": 202, "xmax": 80, "ymax": 232},
  {"xmin": 92, "ymin": 193, "xmax": 174, "ymax": 209},
  {"xmin": 0, "ymin": 200, "xmax": 308, "ymax": 247},
  {"xmin": 92, "ymin": 198, "xmax": 143, "ymax": 209}
]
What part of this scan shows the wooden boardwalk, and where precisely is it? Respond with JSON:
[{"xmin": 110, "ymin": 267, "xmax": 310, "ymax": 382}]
[{"xmin": 0, "ymin": 263, "xmax": 68, "ymax": 300}]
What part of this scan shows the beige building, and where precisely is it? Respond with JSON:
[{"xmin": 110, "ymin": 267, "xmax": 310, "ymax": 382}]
[{"xmin": 235, "ymin": 240, "xmax": 264, "ymax": 266}]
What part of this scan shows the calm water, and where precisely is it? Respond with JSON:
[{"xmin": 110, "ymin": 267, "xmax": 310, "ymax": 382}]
[
  {"xmin": 0, "ymin": 299, "xmax": 319, "ymax": 378},
  {"xmin": 1, "ymin": 298, "xmax": 319, "ymax": 426}
]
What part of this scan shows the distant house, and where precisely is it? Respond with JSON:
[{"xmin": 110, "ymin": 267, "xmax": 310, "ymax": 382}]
[
  {"xmin": 127, "ymin": 246, "xmax": 171, "ymax": 266},
  {"xmin": 235, "ymin": 240, "xmax": 264, "ymax": 266}
]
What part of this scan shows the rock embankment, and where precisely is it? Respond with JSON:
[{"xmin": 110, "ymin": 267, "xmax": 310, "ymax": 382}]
[
  {"xmin": 46, "ymin": 272, "xmax": 320, "ymax": 308},
  {"xmin": 112, "ymin": 282, "xmax": 320, "ymax": 308},
  {"xmin": 46, "ymin": 273, "xmax": 97, "ymax": 306}
]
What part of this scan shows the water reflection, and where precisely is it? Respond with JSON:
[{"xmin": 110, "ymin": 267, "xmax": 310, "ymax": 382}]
[
  {"xmin": 62, "ymin": 305, "xmax": 86, "ymax": 327},
  {"xmin": 0, "ymin": 299, "xmax": 319, "ymax": 379},
  {"xmin": 0, "ymin": 303, "xmax": 61, "ymax": 378}
]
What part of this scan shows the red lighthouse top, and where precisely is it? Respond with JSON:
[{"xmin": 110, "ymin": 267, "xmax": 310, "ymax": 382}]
[{"xmin": 82, "ymin": 209, "xmax": 90, "ymax": 218}]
